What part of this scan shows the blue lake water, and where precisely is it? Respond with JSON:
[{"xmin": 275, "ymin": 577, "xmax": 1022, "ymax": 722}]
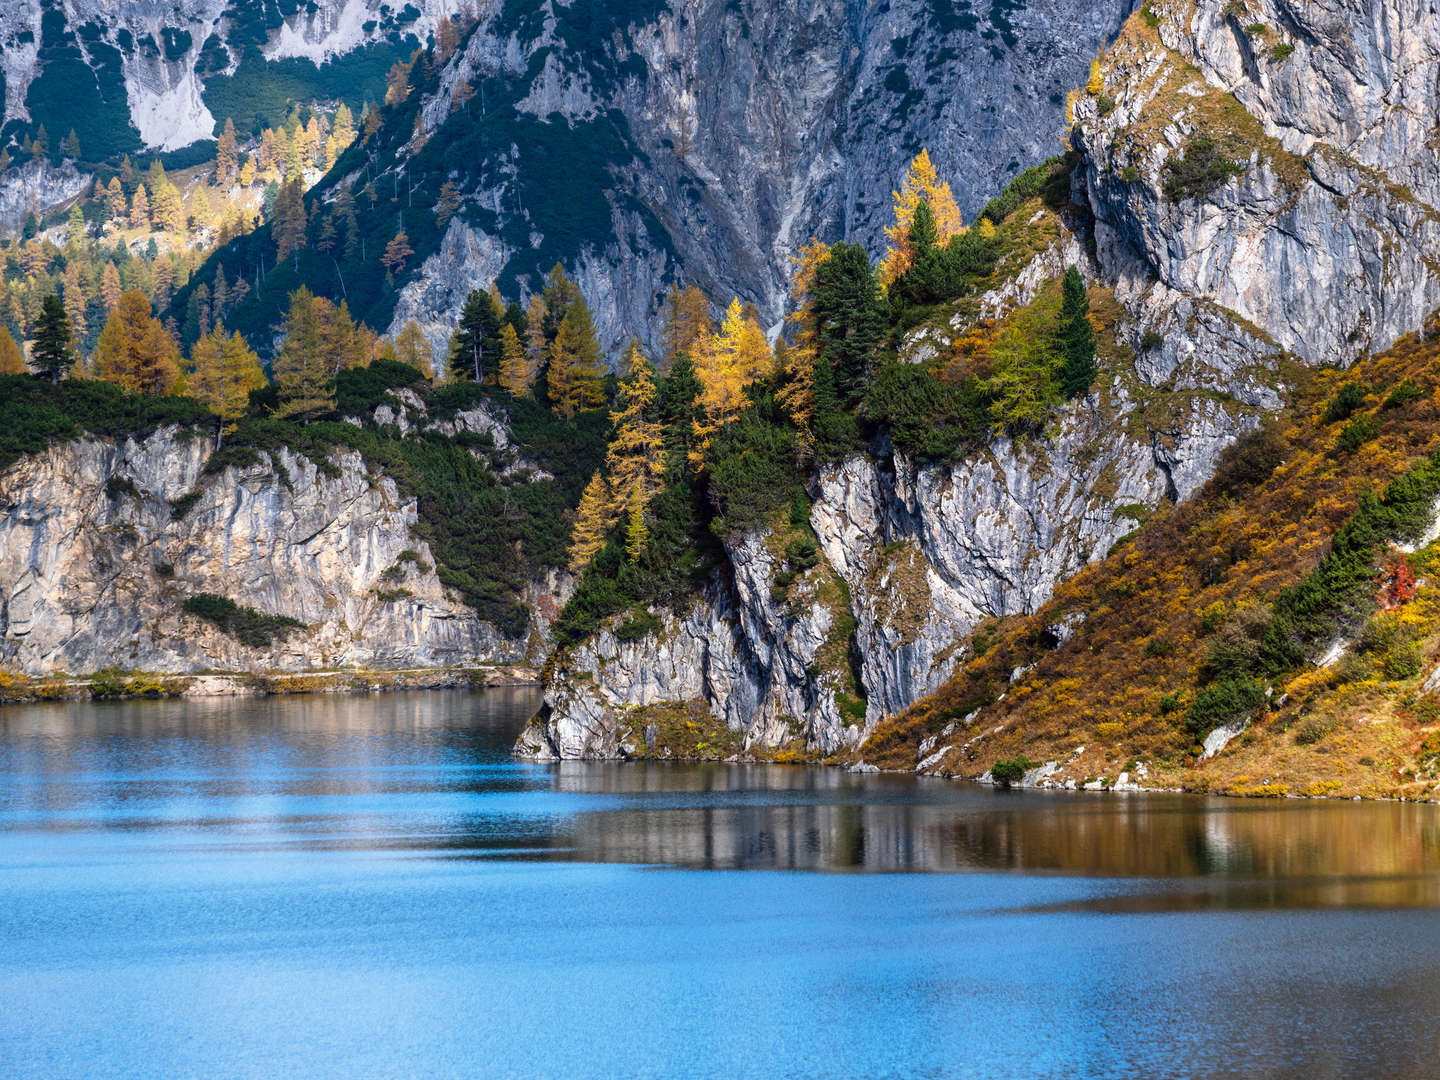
[{"xmin": 2, "ymin": 688, "xmax": 1439, "ymax": 1079}]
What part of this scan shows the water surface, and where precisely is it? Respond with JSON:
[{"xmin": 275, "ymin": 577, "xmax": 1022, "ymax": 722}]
[{"xmin": 2, "ymin": 689, "xmax": 1439, "ymax": 1079}]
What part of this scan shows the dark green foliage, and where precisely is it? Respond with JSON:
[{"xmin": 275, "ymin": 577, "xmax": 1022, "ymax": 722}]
[
  {"xmin": 332, "ymin": 359, "xmax": 429, "ymax": 418},
  {"xmin": 0, "ymin": 375, "xmax": 212, "ymax": 469},
  {"xmin": 1144, "ymin": 635, "xmax": 1176, "ymax": 658},
  {"xmin": 1139, "ymin": 330, "xmax": 1165, "ymax": 351},
  {"xmin": 1162, "ymin": 135, "xmax": 1244, "ymax": 203},
  {"xmin": 168, "ymin": 490, "xmax": 202, "ymax": 518},
  {"xmin": 979, "ymin": 155, "xmax": 1071, "ymax": 224},
  {"xmin": 614, "ymin": 610, "xmax": 662, "ymax": 642},
  {"xmin": 24, "ymin": 8, "xmax": 140, "ymax": 163},
  {"xmin": 891, "ymin": 202, "xmax": 1000, "ymax": 307},
  {"xmin": 991, "ymin": 757, "xmax": 1034, "ymax": 786},
  {"xmin": 1056, "ymin": 266, "xmax": 1097, "ymax": 397},
  {"xmin": 1335, "ymin": 414, "xmax": 1380, "ymax": 453},
  {"xmin": 705, "ymin": 401, "xmax": 801, "ymax": 535},
  {"xmin": 1185, "ymin": 678, "xmax": 1265, "ymax": 736},
  {"xmin": 32, "ymin": 295, "xmax": 76, "ymax": 382},
  {"xmin": 866, "ymin": 363, "xmax": 989, "ymax": 460},
  {"xmin": 449, "ymin": 289, "xmax": 504, "ymax": 382},
  {"xmin": 1383, "ymin": 380, "xmax": 1424, "ymax": 410},
  {"xmin": 811, "ymin": 355, "xmax": 863, "ymax": 461},
  {"xmin": 813, "ymin": 243, "xmax": 886, "ymax": 403},
  {"xmin": 182, "ymin": 593, "xmax": 304, "ymax": 648},
  {"xmin": 1322, "ymin": 382, "xmax": 1366, "ymax": 423}
]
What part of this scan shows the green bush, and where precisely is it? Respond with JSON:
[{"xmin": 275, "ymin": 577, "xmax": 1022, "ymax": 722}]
[
  {"xmin": 614, "ymin": 610, "xmax": 661, "ymax": 642},
  {"xmin": 1139, "ymin": 330, "xmax": 1165, "ymax": 351},
  {"xmin": 1186, "ymin": 678, "xmax": 1266, "ymax": 736},
  {"xmin": 1144, "ymin": 635, "xmax": 1176, "ymax": 658},
  {"xmin": 991, "ymin": 757, "xmax": 1034, "ymax": 787},
  {"xmin": 182, "ymin": 593, "xmax": 304, "ymax": 648},
  {"xmin": 1322, "ymin": 382, "xmax": 1367, "ymax": 423},
  {"xmin": 1336, "ymin": 414, "xmax": 1380, "ymax": 452},
  {"xmin": 1383, "ymin": 380, "xmax": 1424, "ymax": 410},
  {"xmin": 867, "ymin": 363, "xmax": 989, "ymax": 461},
  {"xmin": 1162, "ymin": 136, "xmax": 1244, "ymax": 202}
]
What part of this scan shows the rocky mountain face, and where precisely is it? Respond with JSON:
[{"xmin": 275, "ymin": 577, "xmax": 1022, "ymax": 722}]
[
  {"xmin": 0, "ymin": 0, "xmax": 442, "ymax": 155},
  {"xmin": 206, "ymin": 0, "xmax": 1134, "ymax": 359},
  {"xmin": 519, "ymin": 0, "xmax": 1440, "ymax": 761},
  {"xmin": 0, "ymin": 398, "xmax": 541, "ymax": 675}
]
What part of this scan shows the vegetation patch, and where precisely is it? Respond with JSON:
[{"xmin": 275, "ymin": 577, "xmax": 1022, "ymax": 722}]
[{"xmin": 182, "ymin": 593, "xmax": 304, "ymax": 648}]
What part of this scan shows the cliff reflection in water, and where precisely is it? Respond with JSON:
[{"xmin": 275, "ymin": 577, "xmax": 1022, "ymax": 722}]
[{"xmin": 2, "ymin": 690, "xmax": 1439, "ymax": 909}]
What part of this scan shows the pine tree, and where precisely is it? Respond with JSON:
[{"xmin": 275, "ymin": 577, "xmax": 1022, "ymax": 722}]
[
  {"xmin": 812, "ymin": 242, "xmax": 885, "ymax": 403},
  {"xmin": 567, "ymin": 473, "xmax": 621, "ymax": 574},
  {"xmin": 32, "ymin": 293, "xmax": 75, "ymax": 382},
  {"xmin": 541, "ymin": 263, "xmax": 580, "ymax": 336},
  {"xmin": 881, "ymin": 148, "xmax": 964, "ymax": 285},
  {"xmin": 189, "ymin": 324, "xmax": 266, "ymax": 438},
  {"xmin": 0, "ymin": 325, "xmax": 25, "ymax": 375},
  {"xmin": 61, "ymin": 129, "xmax": 81, "ymax": 160},
  {"xmin": 272, "ymin": 287, "xmax": 334, "ymax": 417},
  {"xmin": 94, "ymin": 290, "xmax": 180, "ymax": 394},
  {"xmin": 448, "ymin": 287, "xmax": 503, "ymax": 382},
  {"xmin": 1057, "ymin": 265, "xmax": 1098, "ymax": 398},
  {"xmin": 100, "ymin": 262, "xmax": 122, "ymax": 312},
  {"xmin": 497, "ymin": 322, "xmax": 534, "ymax": 396}
]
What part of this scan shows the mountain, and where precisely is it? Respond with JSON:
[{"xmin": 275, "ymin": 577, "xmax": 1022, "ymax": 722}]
[
  {"xmin": 178, "ymin": 0, "xmax": 1135, "ymax": 358},
  {"xmin": 516, "ymin": 0, "xmax": 1440, "ymax": 801}
]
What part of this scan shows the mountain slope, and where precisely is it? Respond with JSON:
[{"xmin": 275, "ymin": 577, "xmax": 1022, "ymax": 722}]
[{"xmin": 180, "ymin": 0, "xmax": 1136, "ymax": 357}]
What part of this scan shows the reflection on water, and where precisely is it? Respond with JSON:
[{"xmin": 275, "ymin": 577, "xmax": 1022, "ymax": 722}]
[
  {"xmin": 5, "ymin": 690, "xmax": 1440, "ymax": 1080},
  {"xmin": 2, "ymin": 689, "xmax": 1438, "ymax": 908}
]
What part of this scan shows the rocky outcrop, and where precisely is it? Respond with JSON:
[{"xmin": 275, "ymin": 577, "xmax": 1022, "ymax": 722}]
[
  {"xmin": 1075, "ymin": 3, "xmax": 1440, "ymax": 365},
  {"xmin": 0, "ymin": 426, "xmax": 522, "ymax": 675},
  {"xmin": 0, "ymin": 160, "xmax": 90, "ymax": 232}
]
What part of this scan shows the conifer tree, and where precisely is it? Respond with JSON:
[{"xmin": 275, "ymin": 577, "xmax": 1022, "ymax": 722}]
[
  {"xmin": 95, "ymin": 291, "xmax": 181, "ymax": 394},
  {"xmin": 497, "ymin": 323, "xmax": 535, "ymax": 396},
  {"xmin": 0, "ymin": 324, "xmax": 26, "ymax": 375},
  {"xmin": 435, "ymin": 179, "xmax": 461, "ymax": 226},
  {"xmin": 812, "ymin": 242, "xmax": 885, "ymax": 403},
  {"xmin": 385, "ymin": 60, "xmax": 412, "ymax": 106},
  {"xmin": 381, "ymin": 228, "xmax": 412, "ymax": 274},
  {"xmin": 273, "ymin": 179, "xmax": 308, "ymax": 266},
  {"xmin": 541, "ymin": 263, "xmax": 580, "ymax": 336},
  {"xmin": 272, "ymin": 287, "xmax": 335, "ymax": 417},
  {"xmin": 216, "ymin": 118, "xmax": 238, "ymax": 184},
  {"xmin": 691, "ymin": 298, "xmax": 770, "ymax": 455},
  {"xmin": 1057, "ymin": 265, "xmax": 1098, "ymax": 397},
  {"xmin": 661, "ymin": 283, "xmax": 712, "ymax": 372},
  {"xmin": 567, "ymin": 473, "xmax": 621, "ymax": 574},
  {"xmin": 449, "ymin": 287, "xmax": 503, "ymax": 382},
  {"xmin": 525, "ymin": 294, "xmax": 548, "ymax": 363},
  {"xmin": 32, "ymin": 293, "xmax": 75, "ymax": 382},
  {"xmin": 129, "ymin": 185, "xmax": 150, "ymax": 228},
  {"xmin": 33, "ymin": 124, "xmax": 49, "ymax": 161},
  {"xmin": 392, "ymin": 319, "xmax": 433, "ymax": 376},
  {"xmin": 778, "ymin": 239, "xmax": 830, "ymax": 459},
  {"xmin": 189, "ymin": 324, "xmax": 266, "ymax": 441},
  {"xmin": 606, "ymin": 341, "xmax": 666, "ymax": 514},
  {"xmin": 61, "ymin": 129, "xmax": 81, "ymax": 160},
  {"xmin": 624, "ymin": 494, "xmax": 649, "ymax": 563},
  {"xmin": 881, "ymin": 148, "xmax": 964, "ymax": 285},
  {"xmin": 106, "ymin": 177, "xmax": 126, "ymax": 219},
  {"xmin": 546, "ymin": 296, "xmax": 605, "ymax": 418}
]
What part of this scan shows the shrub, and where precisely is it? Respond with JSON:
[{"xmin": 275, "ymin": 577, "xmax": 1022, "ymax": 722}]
[
  {"xmin": 1144, "ymin": 635, "xmax": 1176, "ymax": 658},
  {"xmin": 1186, "ymin": 677, "xmax": 1266, "ymax": 736},
  {"xmin": 1162, "ymin": 135, "xmax": 1244, "ymax": 203},
  {"xmin": 1269, "ymin": 42, "xmax": 1295, "ymax": 61},
  {"xmin": 1383, "ymin": 380, "xmax": 1424, "ymax": 410},
  {"xmin": 1139, "ymin": 330, "xmax": 1165, "ymax": 351},
  {"xmin": 1336, "ymin": 414, "xmax": 1380, "ymax": 453},
  {"xmin": 168, "ymin": 490, "xmax": 202, "ymax": 518},
  {"xmin": 1294, "ymin": 714, "xmax": 1338, "ymax": 746},
  {"xmin": 991, "ymin": 757, "xmax": 1034, "ymax": 787},
  {"xmin": 182, "ymin": 593, "xmax": 304, "ymax": 648},
  {"xmin": 1158, "ymin": 691, "xmax": 1184, "ymax": 715},
  {"xmin": 867, "ymin": 363, "xmax": 989, "ymax": 460},
  {"xmin": 1096, "ymin": 93, "xmax": 1116, "ymax": 114},
  {"xmin": 614, "ymin": 610, "xmax": 661, "ymax": 642},
  {"xmin": 1140, "ymin": 6, "xmax": 1161, "ymax": 28},
  {"xmin": 1322, "ymin": 382, "xmax": 1367, "ymax": 423},
  {"xmin": 1206, "ymin": 422, "xmax": 1284, "ymax": 500}
]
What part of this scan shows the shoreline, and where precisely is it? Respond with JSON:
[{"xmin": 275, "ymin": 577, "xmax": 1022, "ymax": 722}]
[{"xmin": 0, "ymin": 664, "xmax": 541, "ymax": 705}]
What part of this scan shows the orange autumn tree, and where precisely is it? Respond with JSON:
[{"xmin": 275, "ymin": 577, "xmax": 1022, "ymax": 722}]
[
  {"xmin": 880, "ymin": 148, "xmax": 964, "ymax": 286},
  {"xmin": 94, "ymin": 290, "xmax": 182, "ymax": 395},
  {"xmin": 777, "ymin": 238, "xmax": 831, "ymax": 458}
]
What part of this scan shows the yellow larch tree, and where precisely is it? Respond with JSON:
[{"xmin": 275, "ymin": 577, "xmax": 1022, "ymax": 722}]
[
  {"xmin": 691, "ymin": 298, "xmax": 771, "ymax": 460},
  {"xmin": 880, "ymin": 148, "xmax": 964, "ymax": 286},
  {"xmin": 660, "ymin": 283, "xmax": 712, "ymax": 372},
  {"xmin": 567, "ymin": 472, "xmax": 622, "ymax": 574},
  {"xmin": 497, "ymin": 322, "xmax": 535, "ymax": 396},
  {"xmin": 391, "ymin": 319, "xmax": 434, "ymax": 377},
  {"xmin": 0, "ymin": 325, "xmax": 25, "ymax": 374},
  {"xmin": 777, "ymin": 238, "xmax": 830, "ymax": 457},
  {"xmin": 94, "ymin": 290, "xmax": 181, "ymax": 395},
  {"xmin": 189, "ymin": 324, "xmax": 267, "ymax": 439},
  {"xmin": 606, "ymin": 341, "xmax": 666, "ymax": 545}
]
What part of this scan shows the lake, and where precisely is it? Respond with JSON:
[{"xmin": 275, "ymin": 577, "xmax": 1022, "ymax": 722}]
[{"xmin": 2, "ymin": 688, "xmax": 1439, "ymax": 1079}]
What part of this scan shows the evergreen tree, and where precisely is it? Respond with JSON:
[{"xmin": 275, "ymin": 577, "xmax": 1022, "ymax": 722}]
[
  {"xmin": 273, "ymin": 179, "xmax": 308, "ymax": 266},
  {"xmin": 32, "ymin": 293, "xmax": 75, "ymax": 382},
  {"xmin": 0, "ymin": 324, "xmax": 25, "ymax": 375},
  {"xmin": 812, "ymin": 242, "xmax": 885, "ymax": 403},
  {"xmin": 448, "ymin": 287, "xmax": 504, "ymax": 382},
  {"xmin": 94, "ymin": 291, "xmax": 181, "ymax": 394},
  {"xmin": 272, "ymin": 287, "xmax": 335, "ymax": 417},
  {"xmin": 881, "ymin": 148, "xmax": 964, "ymax": 285},
  {"xmin": 61, "ymin": 129, "xmax": 81, "ymax": 160},
  {"xmin": 1057, "ymin": 265, "xmax": 1098, "ymax": 397},
  {"xmin": 658, "ymin": 351, "xmax": 703, "ymax": 460}
]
